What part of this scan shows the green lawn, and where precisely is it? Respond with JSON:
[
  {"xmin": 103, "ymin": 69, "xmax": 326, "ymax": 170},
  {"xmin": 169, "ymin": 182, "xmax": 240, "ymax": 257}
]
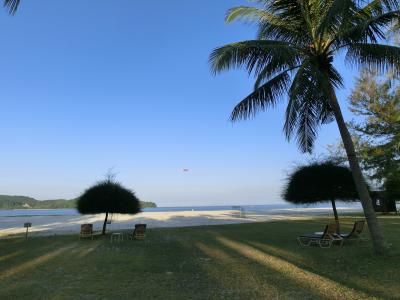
[{"xmin": 1, "ymin": 216, "xmax": 399, "ymax": 299}]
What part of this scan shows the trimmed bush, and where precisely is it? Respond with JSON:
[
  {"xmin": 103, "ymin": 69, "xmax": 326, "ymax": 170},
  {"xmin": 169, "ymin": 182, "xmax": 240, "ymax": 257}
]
[
  {"xmin": 77, "ymin": 180, "xmax": 141, "ymax": 235},
  {"xmin": 283, "ymin": 161, "xmax": 359, "ymax": 233}
]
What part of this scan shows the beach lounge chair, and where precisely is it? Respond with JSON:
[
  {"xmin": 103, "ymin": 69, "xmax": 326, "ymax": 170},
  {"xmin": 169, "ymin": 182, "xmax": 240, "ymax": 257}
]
[
  {"xmin": 340, "ymin": 220, "xmax": 365, "ymax": 243},
  {"xmin": 297, "ymin": 223, "xmax": 343, "ymax": 248},
  {"xmin": 79, "ymin": 224, "xmax": 93, "ymax": 240},
  {"xmin": 132, "ymin": 224, "xmax": 147, "ymax": 240}
]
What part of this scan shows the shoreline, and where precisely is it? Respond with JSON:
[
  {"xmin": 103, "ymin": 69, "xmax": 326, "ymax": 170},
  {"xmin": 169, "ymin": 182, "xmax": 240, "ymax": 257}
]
[
  {"xmin": 0, "ymin": 207, "xmax": 364, "ymax": 237},
  {"xmin": 0, "ymin": 202, "xmax": 364, "ymax": 217}
]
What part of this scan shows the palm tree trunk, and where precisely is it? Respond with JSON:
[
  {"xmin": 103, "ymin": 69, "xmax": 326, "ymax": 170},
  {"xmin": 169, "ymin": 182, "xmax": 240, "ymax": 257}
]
[
  {"xmin": 328, "ymin": 86, "xmax": 386, "ymax": 254},
  {"xmin": 331, "ymin": 198, "xmax": 340, "ymax": 234},
  {"xmin": 102, "ymin": 212, "xmax": 108, "ymax": 235}
]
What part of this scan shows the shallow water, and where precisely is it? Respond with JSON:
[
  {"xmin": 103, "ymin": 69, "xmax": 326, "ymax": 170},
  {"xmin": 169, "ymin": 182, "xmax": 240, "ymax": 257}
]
[{"xmin": 0, "ymin": 202, "xmax": 363, "ymax": 217}]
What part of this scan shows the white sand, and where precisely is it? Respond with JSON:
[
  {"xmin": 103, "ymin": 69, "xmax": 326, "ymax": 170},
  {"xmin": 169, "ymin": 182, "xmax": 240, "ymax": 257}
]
[{"xmin": 0, "ymin": 207, "xmax": 362, "ymax": 237}]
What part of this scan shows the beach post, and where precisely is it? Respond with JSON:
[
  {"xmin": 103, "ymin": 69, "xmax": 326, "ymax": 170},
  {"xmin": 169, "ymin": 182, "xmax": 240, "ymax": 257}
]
[{"xmin": 24, "ymin": 222, "xmax": 32, "ymax": 240}]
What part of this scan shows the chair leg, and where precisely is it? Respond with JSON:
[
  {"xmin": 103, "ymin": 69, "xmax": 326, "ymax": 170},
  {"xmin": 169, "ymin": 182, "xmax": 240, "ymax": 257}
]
[
  {"xmin": 319, "ymin": 239, "xmax": 332, "ymax": 248},
  {"xmin": 297, "ymin": 237, "xmax": 310, "ymax": 247}
]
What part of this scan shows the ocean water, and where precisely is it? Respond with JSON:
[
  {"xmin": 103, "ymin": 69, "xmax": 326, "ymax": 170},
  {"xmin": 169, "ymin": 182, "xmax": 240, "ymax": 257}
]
[{"xmin": 0, "ymin": 202, "xmax": 363, "ymax": 217}]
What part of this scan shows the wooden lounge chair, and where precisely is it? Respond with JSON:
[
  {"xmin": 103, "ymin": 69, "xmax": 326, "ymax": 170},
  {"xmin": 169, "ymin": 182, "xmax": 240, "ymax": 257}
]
[
  {"xmin": 79, "ymin": 224, "xmax": 93, "ymax": 240},
  {"xmin": 340, "ymin": 220, "xmax": 365, "ymax": 243},
  {"xmin": 132, "ymin": 224, "xmax": 147, "ymax": 240},
  {"xmin": 298, "ymin": 223, "xmax": 343, "ymax": 248}
]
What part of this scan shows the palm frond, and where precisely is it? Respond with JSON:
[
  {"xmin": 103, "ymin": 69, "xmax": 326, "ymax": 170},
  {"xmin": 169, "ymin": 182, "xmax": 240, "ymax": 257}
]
[
  {"xmin": 287, "ymin": 67, "xmax": 321, "ymax": 153},
  {"xmin": 284, "ymin": 63, "xmax": 313, "ymax": 141},
  {"xmin": 230, "ymin": 71, "xmax": 291, "ymax": 121},
  {"xmin": 284, "ymin": 62, "xmax": 334, "ymax": 153},
  {"xmin": 284, "ymin": 65, "xmax": 306, "ymax": 142},
  {"xmin": 4, "ymin": 0, "xmax": 19, "ymax": 14},
  {"xmin": 258, "ymin": 0, "xmax": 311, "ymax": 44},
  {"xmin": 225, "ymin": 6, "xmax": 268, "ymax": 24},
  {"xmin": 346, "ymin": 43, "xmax": 400, "ymax": 75},
  {"xmin": 356, "ymin": 0, "xmax": 385, "ymax": 16},
  {"xmin": 268, "ymin": 0, "xmax": 304, "ymax": 22},
  {"xmin": 296, "ymin": 99, "xmax": 320, "ymax": 153},
  {"xmin": 316, "ymin": 0, "xmax": 357, "ymax": 40},
  {"xmin": 339, "ymin": 10, "xmax": 400, "ymax": 45},
  {"xmin": 209, "ymin": 40, "xmax": 300, "ymax": 77},
  {"xmin": 325, "ymin": 64, "xmax": 344, "ymax": 88},
  {"xmin": 376, "ymin": 0, "xmax": 399, "ymax": 11},
  {"xmin": 254, "ymin": 64, "xmax": 300, "ymax": 89},
  {"xmin": 225, "ymin": 4, "xmax": 307, "ymax": 44},
  {"xmin": 257, "ymin": 19, "xmax": 311, "ymax": 44}
]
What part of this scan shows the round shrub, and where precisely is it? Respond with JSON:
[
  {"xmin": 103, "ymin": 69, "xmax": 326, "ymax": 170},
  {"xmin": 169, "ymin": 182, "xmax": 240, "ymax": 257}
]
[
  {"xmin": 78, "ymin": 180, "xmax": 140, "ymax": 214},
  {"xmin": 283, "ymin": 162, "xmax": 358, "ymax": 204},
  {"xmin": 77, "ymin": 180, "xmax": 141, "ymax": 235}
]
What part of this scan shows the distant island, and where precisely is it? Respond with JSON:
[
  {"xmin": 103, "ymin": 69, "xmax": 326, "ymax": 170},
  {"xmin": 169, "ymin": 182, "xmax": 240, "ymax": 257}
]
[{"xmin": 0, "ymin": 195, "xmax": 157, "ymax": 210}]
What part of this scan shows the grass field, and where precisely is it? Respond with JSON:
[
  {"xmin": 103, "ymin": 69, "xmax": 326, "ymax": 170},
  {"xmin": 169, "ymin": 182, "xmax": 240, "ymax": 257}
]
[{"xmin": 1, "ymin": 216, "xmax": 399, "ymax": 299}]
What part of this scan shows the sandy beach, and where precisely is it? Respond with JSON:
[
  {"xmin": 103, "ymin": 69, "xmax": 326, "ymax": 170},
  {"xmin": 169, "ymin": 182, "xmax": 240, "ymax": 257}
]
[{"xmin": 0, "ymin": 207, "xmax": 363, "ymax": 237}]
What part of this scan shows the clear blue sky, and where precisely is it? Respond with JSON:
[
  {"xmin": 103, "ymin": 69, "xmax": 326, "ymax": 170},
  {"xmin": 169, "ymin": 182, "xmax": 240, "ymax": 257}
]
[{"xmin": 0, "ymin": 0, "xmax": 359, "ymax": 206}]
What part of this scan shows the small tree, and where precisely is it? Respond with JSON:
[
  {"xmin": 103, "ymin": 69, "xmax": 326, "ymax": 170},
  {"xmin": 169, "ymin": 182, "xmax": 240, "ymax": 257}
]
[
  {"xmin": 283, "ymin": 162, "xmax": 359, "ymax": 233},
  {"xmin": 347, "ymin": 68, "xmax": 400, "ymax": 186},
  {"xmin": 77, "ymin": 180, "xmax": 141, "ymax": 235}
]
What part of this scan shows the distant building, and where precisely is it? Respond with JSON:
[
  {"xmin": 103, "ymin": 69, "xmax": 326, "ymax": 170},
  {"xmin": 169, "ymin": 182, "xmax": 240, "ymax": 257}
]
[{"xmin": 370, "ymin": 191, "xmax": 397, "ymax": 213}]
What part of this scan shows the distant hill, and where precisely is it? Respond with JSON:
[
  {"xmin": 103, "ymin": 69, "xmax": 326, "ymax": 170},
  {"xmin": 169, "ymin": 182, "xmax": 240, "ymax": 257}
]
[{"xmin": 0, "ymin": 195, "xmax": 157, "ymax": 210}]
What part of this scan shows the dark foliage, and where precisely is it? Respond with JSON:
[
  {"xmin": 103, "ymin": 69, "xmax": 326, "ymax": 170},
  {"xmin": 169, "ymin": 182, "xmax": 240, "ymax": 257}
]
[
  {"xmin": 77, "ymin": 180, "xmax": 141, "ymax": 215},
  {"xmin": 3, "ymin": 0, "xmax": 19, "ymax": 14},
  {"xmin": 283, "ymin": 162, "xmax": 359, "ymax": 204},
  {"xmin": 385, "ymin": 170, "xmax": 400, "ymax": 201}
]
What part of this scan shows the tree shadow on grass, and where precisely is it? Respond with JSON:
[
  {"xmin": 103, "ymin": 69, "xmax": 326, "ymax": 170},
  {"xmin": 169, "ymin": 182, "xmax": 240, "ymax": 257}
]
[
  {"xmin": 245, "ymin": 240, "xmax": 399, "ymax": 300},
  {"xmin": 205, "ymin": 219, "xmax": 400, "ymax": 299},
  {"xmin": 0, "ymin": 250, "xmax": 25, "ymax": 263},
  {"xmin": 0, "ymin": 236, "xmax": 105, "ymax": 280},
  {"xmin": 204, "ymin": 231, "xmax": 369, "ymax": 299},
  {"xmin": 194, "ymin": 239, "xmax": 326, "ymax": 299},
  {"xmin": 1, "ymin": 231, "xmax": 217, "ymax": 299},
  {"xmin": 0, "ymin": 242, "xmax": 79, "ymax": 281}
]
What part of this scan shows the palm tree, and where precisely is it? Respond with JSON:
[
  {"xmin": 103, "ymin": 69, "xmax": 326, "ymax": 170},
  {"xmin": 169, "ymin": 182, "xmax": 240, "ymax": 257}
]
[
  {"xmin": 210, "ymin": 0, "xmax": 400, "ymax": 254},
  {"xmin": 4, "ymin": 0, "xmax": 19, "ymax": 14}
]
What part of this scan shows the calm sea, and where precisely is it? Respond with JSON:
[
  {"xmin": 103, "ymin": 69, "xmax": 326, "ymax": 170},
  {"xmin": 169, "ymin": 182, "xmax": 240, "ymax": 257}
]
[{"xmin": 0, "ymin": 202, "xmax": 363, "ymax": 217}]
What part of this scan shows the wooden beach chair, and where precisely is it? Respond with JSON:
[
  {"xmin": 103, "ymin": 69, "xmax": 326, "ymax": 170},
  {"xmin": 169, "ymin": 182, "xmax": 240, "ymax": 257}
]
[
  {"xmin": 79, "ymin": 224, "xmax": 93, "ymax": 240},
  {"xmin": 340, "ymin": 220, "xmax": 365, "ymax": 243},
  {"xmin": 297, "ymin": 223, "xmax": 343, "ymax": 248},
  {"xmin": 132, "ymin": 224, "xmax": 147, "ymax": 240}
]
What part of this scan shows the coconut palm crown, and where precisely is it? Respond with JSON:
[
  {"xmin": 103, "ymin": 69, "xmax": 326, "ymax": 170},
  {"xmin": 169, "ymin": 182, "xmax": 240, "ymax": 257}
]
[
  {"xmin": 210, "ymin": 0, "xmax": 399, "ymax": 254},
  {"xmin": 211, "ymin": 0, "xmax": 399, "ymax": 152}
]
